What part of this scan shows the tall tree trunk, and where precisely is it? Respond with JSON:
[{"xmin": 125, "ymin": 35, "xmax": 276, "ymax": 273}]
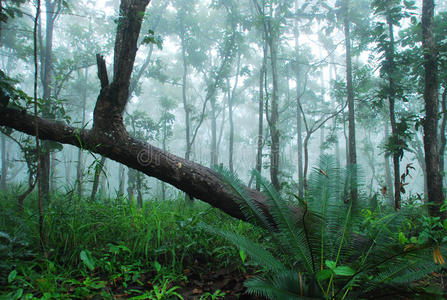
[
  {"xmin": 161, "ymin": 120, "xmax": 167, "ymax": 201},
  {"xmin": 180, "ymin": 29, "xmax": 191, "ymax": 162},
  {"xmin": 439, "ymin": 87, "xmax": 446, "ymax": 181},
  {"xmin": 0, "ymin": 0, "xmax": 3, "ymax": 42},
  {"xmin": 413, "ymin": 132, "xmax": 428, "ymax": 197},
  {"xmin": 0, "ymin": 133, "xmax": 6, "ymax": 190},
  {"xmin": 384, "ymin": 123, "xmax": 394, "ymax": 204},
  {"xmin": 319, "ymin": 45, "xmax": 325, "ymax": 157},
  {"xmin": 268, "ymin": 34, "xmax": 280, "ymax": 190},
  {"xmin": 256, "ymin": 42, "xmax": 266, "ymax": 191},
  {"xmin": 33, "ymin": 0, "xmax": 45, "ymax": 251},
  {"xmin": 136, "ymin": 171, "xmax": 143, "ymax": 208},
  {"xmin": 227, "ymin": 53, "xmax": 241, "ymax": 173},
  {"xmin": 39, "ymin": 0, "xmax": 61, "ymax": 204},
  {"xmin": 228, "ymin": 85, "xmax": 234, "ymax": 173},
  {"xmin": 210, "ymin": 97, "xmax": 218, "ymax": 167},
  {"xmin": 422, "ymin": 0, "xmax": 445, "ymax": 220},
  {"xmin": 50, "ymin": 152, "xmax": 57, "ymax": 194},
  {"xmin": 295, "ymin": 15, "xmax": 304, "ymax": 197},
  {"xmin": 118, "ymin": 164, "xmax": 125, "ymax": 196},
  {"xmin": 344, "ymin": 0, "xmax": 357, "ymax": 203},
  {"xmin": 76, "ymin": 68, "xmax": 89, "ymax": 199},
  {"xmin": 386, "ymin": 13, "xmax": 401, "ymax": 210},
  {"xmin": 90, "ymin": 156, "xmax": 106, "ymax": 202}
]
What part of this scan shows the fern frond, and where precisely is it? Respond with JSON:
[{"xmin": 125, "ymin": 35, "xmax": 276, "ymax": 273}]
[
  {"xmin": 245, "ymin": 274, "xmax": 318, "ymax": 300},
  {"xmin": 215, "ymin": 166, "xmax": 274, "ymax": 231},
  {"xmin": 199, "ymin": 223, "xmax": 286, "ymax": 273},
  {"xmin": 255, "ymin": 171, "xmax": 316, "ymax": 273}
]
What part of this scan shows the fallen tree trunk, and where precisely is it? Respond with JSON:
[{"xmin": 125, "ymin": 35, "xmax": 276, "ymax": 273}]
[
  {"xmin": 0, "ymin": 106, "xmax": 272, "ymax": 221},
  {"xmin": 0, "ymin": 0, "xmax": 277, "ymax": 224}
]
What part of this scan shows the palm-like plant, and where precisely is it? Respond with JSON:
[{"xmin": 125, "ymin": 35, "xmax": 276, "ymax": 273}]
[{"xmin": 204, "ymin": 155, "xmax": 445, "ymax": 299}]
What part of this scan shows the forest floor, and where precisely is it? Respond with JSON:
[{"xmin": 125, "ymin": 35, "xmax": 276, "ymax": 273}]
[
  {"xmin": 0, "ymin": 192, "xmax": 269, "ymax": 299},
  {"xmin": 1, "ymin": 191, "xmax": 446, "ymax": 299}
]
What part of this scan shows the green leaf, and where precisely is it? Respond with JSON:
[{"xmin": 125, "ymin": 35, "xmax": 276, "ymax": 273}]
[
  {"xmin": 8, "ymin": 270, "xmax": 17, "ymax": 283},
  {"xmin": 325, "ymin": 260, "xmax": 336, "ymax": 270},
  {"xmin": 153, "ymin": 261, "xmax": 161, "ymax": 273},
  {"xmin": 316, "ymin": 269, "xmax": 332, "ymax": 281},
  {"xmin": 80, "ymin": 250, "xmax": 95, "ymax": 271},
  {"xmin": 334, "ymin": 265, "xmax": 355, "ymax": 276},
  {"xmin": 11, "ymin": 288, "xmax": 23, "ymax": 300},
  {"xmin": 239, "ymin": 249, "xmax": 247, "ymax": 263},
  {"xmin": 398, "ymin": 232, "xmax": 408, "ymax": 245}
]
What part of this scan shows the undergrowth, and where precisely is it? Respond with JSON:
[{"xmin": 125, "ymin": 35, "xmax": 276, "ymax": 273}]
[{"xmin": 0, "ymin": 192, "xmax": 263, "ymax": 299}]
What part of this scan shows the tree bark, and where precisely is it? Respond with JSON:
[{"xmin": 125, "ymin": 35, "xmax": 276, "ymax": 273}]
[
  {"xmin": 385, "ymin": 12, "xmax": 401, "ymax": 210},
  {"xmin": 0, "ymin": 133, "xmax": 6, "ymax": 190},
  {"xmin": 294, "ymin": 8, "xmax": 304, "ymax": 198},
  {"xmin": 344, "ymin": 0, "xmax": 357, "ymax": 203},
  {"xmin": 268, "ymin": 34, "xmax": 280, "ymax": 191},
  {"xmin": 256, "ymin": 41, "xmax": 266, "ymax": 191},
  {"xmin": 39, "ymin": 0, "xmax": 61, "ymax": 203},
  {"xmin": 161, "ymin": 117, "xmax": 167, "ymax": 201},
  {"xmin": 210, "ymin": 96, "xmax": 218, "ymax": 167},
  {"xmin": 413, "ymin": 132, "xmax": 428, "ymax": 197},
  {"xmin": 422, "ymin": 0, "xmax": 445, "ymax": 220},
  {"xmin": 180, "ymin": 22, "xmax": 191, "ymax": 162},
  {"xmin": 439, "ymin": 87, "xmax": 446, "ymax": 180},
  {"xmin": 76, "ymin": 68, "xmax": 88, "ymax": 199},
  {"xmin": 118, "ymin": 164, "xmax": 125, "ymax": 195},
  {"xmin": 227, "ymin": 53, "xmax": 241, "ymax": 173},
  {"xmin": 90, "ymin": 156, "xmax": 106, "ymax": 202},
  {"xmin": 384, "ymin": 123, "xmax": 394, "ymax": 204}
]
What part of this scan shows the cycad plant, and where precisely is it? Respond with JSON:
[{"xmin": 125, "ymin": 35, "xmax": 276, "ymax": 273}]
[{"xmin": 204, "ymin": 155, "xmax": 445, "ymax": 299}]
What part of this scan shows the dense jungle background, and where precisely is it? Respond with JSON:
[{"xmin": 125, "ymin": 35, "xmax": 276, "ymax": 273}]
[{"xmin": 1, "ymin": 0, "xmax": 447, "ymax": 299}]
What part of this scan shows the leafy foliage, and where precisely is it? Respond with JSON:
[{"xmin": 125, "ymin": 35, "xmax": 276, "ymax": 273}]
[{"xmin": 207, "ymin": 156, "xmax": 446, "ymax": 299}]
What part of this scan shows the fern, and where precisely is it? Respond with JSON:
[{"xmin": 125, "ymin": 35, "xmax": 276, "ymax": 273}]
[{"xmin": 205, "ymin": 155, "xmax": 444, "ymax": 299}]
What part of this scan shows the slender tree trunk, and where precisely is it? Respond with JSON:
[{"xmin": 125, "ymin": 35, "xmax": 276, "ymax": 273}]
[
  {"xmin": 180, "ymin": 30, "xmax": 191, "ymax": 162},
  {"xmin": 39, "ymin": 0, "xmax": 61, "ymax": 204},
  {"xmin": 268, "ymin": 34, "xmax": 280, "ymax": 190},
  {"xmin": 50, "ymin": 152, "xmax": 57, "ymax": 194},
  {"xmin": 64, "ymin": 150, "xmax": 71, "ymax": 185},
  {"xmin": 256, "ymin": 42, "xmax": 266, "ymax": 191},
  {"xmin": 0, "ymin": 0, "xmax": 3, "ymax": 42},
  {"xmin": 227, "ymin": 53, "xmax": 240, "ymax": 173},
  {"xmin": 76, "ymin": 68, "xmax": 88, "ymax": 199},
  {"xmin": 422, "ymin": 0, "xmax": 445, "ymax": 220},
  {"xmin": 330, "ymin": 55, "xmax": 340, "ymax": 168},
  {"xmin": 99, "ymin": 160, "xmax": 106, "ymax": 195},
  {"xmin": 216, "ymin": 101, "xmax": 226, "ymax": 159},
  {"xmin": 344, "ymin": 0, "xmax": 357, "ymax": 202},
  {"xmin": 118, "ymin": 164, "xmax": 125, "ymax": 196},
  {"xmin": 34, "ymin": 0, "xmax": 45, "ymax": 252},
  {"xmin": 385, "ymin": 14, "xmax": 401, "ymax": 210},
  {"xmin": 319, "ymin": 46, "xmax": 325, "ymax": 157},
  {"xmin": 0, "ymin": 133, "xmax": 6, "ymax": 190},
  {"xmin": 384, "ymin": 124, "xmax": 394, "ymax": 204},
  {"xmin": 90, "ymin": 156, "xmax": 106, "ymax": 202},
  {"xmin": 228, "ymin": 85, "xmax": 234, "ymax": 172},
  {"xmin": 303, "ymin": 132, "xmax": 310, "ymax": 189},
  {"xmin": 136, "ymin": 171, "xmax": 143, "ymax": 208},
  {"xmin": 413, "ymin": 132, "xmax": 428, "ymax": 197},
  {"xmin": 295, "ymin": 18, "xmax": 304, "ymax": 197},
  {"xmin": 439, "ymin": 87, "xmax": 446, "ymax": 180},
  {"xmin": 210, "ymin": 97, "xmax": 218, "ymax": 167},
  {"xmin": 161, "ymin": 120, "xmax": 167, "ymax": 201}
]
